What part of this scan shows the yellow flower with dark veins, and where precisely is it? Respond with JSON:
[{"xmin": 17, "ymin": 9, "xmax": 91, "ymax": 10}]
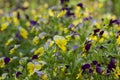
[
  {"xmin": 54, "ymin": 35, "xmax": 67, "ymax": 51},
  {"xmin": 19, "ymin": 27, "xmax": 28, "ymax": 39}
]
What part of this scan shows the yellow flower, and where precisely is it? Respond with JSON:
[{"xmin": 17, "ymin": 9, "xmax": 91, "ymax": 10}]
[
  {"xmin": 27, "ymin": 62, "xmax": 43, "ymax": 76},
  {"xmin": 41, "ymin": 74, "xmax": 48, "ymax": 80},
  {"xmin": 48, "ymin": 9, "xmax": 54, "ymax": 17},
  {"xmin": 76, "ymin": 69, "xmax": 82, "ymax": 79},
  {"xmin": 9, "ymin": 45, "xmax": 20, "ymax": 54},
  {"xmin": 19, "ymin": 27, "xmax": 28, "ymax": 39},
  {"xmin": 27, "ymin": 62, "xmax": 35, "ymax": 76},
  {"xmin": 57, "ymin": 10, "xmax": 66, "ymax": 18},
  {"xmin": 35, "ymin": 63, "xmax": 41, "ymax": 71},
  {"xmin": 23, "ymin": 1, "xmax": 29, "ymax": 8},
  {"xmin": 64, "ymin": 28, "xmax": 69, "ymax": 34},
  {"xmin": 0, "ymin": 58, "xmax": 5, "ymax": 68},
  {"xmin": 9, "ymin": 48, "xmax": 15, "ymax": 54},
  {"xmin": 26, "ymin": 21, "xmax": 30, "ymax": 27},
  {"xmin": 74, "ymin": 6, "xmax": 81, "ymax": 18},
  {"xmin": 54, "ymin": 35, "xmax": 67, "ymax": 51},
  {"xmin": 1, "ymin": 23, "xmax": 8, "ymax": 31},
  {"xmin": 99, "ymin": 37, "xmax": 104, "ymax": 43},
  {"xmin": 33, "ymin": 36, "xmax": 39, "ymax": 45},
  {"xmin": 65, "ymin": 35, "xmax": 71, "ymax": 41},
  {"xmin": 113, "ymin": 66, "xmax": 120, "ymax": 78},
  {"xmin": 13, "ymin": 17, "xmax": 19, "ymax": 25},
  {"xmin": 89, "ymin": 35, "xmax": 98, "ymax": 41},
  {"xmin": 117, "ymin": 36, "xmax": 120, "ymax": 45},
  {"xmin": 96, "ymin": 23, "xmax": 100, "ymax": 28},
  {"xmin": 61, "ymin": 66, "xmax": 66, "ymax": 72},
  {"xmin": 72, "ymin": 19, "xmax": 82, "ymax": 26},
  {"xmin": 5, "ymin": 38, "xmax": 13, "ymax": 46},
  {"xmin": 102, "ymin": 31, "xmax": 108, "ymax": 38},
  {"xmin": 34, "ymin": 47, "xmax": 44, "ymax": 57}
]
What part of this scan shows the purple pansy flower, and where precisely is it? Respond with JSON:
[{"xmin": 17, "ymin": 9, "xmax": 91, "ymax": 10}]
[{"xmin": 4, "ymin": 57, "xmax": 10, "ymax": 64}]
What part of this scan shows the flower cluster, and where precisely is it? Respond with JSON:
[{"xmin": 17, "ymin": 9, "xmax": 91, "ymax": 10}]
[{"xmin": 0, "ymin": 0, "xmax": 120, "ymax": 80}]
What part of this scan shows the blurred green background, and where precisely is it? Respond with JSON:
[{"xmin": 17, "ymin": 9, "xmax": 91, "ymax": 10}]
[{"xmin": 0, "ymin": 0, "xmax": 119, "ymax": 17}]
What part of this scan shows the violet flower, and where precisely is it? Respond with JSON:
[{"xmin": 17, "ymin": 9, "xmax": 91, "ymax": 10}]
[{"xmin": 4, "ymin": 57, "xmax": 10, "ymax": 64}]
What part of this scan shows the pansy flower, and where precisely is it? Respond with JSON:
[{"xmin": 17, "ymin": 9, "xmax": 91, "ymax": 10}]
[
  {"xmin": 82, "ymin": 63, "xmax": 91, "ymax": 72},
  {"xmin": 0, "ymin": 58, "xmax": 5, "ymax": 68},
  {"xmin": 18, "ymin": 27, "xmax": 28, "ymax": 39},
  {"xmin": 1, "ymin": 23, "xmax": 8, "ymax": 31},
  {"xmin": 54, "ymin": 35, "xmax": 67, "ymax": 52},
  {"xmin": 32, "ymin": 36, "xmax": 39, "ymax": 45},
  {"xmin": 57, "ymin": 10, "xmax": 67, "ymax": 18},
  {"xmin": 4, "ymin": 57, "xmax": 10, "ymax": 64}
]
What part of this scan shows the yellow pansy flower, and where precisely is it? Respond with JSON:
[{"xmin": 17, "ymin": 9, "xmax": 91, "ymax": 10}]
[
  {"xmin": 1, "ymin": 23, "xmax": 8, "ymax": 31},
  {"xmin": 27, "ymin": 62, "xmax": 35, "ymax": 76},
  {"xmin": 41, "ymin": 74, "xmax": 48, "ymax": 80},
  {"xmin": 19, "ymin": 27, "xmax": 28, "ymax": 39},
  {"xmin": 54, "ymin": 35, "xmax": 67, "ymax": 52},
  {"xmin": 57, "ymin": 10, "xmax": 66, "ymax": 18},
  {"xmin": 0, "ymin": 58, "xmax": 5, "ymax": 68},
  {"xmin": 34, "ymin": 47, "xmax": 44, "ymax": 57},
  {"xmin": 48, "ymin": 9, "xmax": 54, "ymax": 17},
  {"xmin": 23, "ymin": 1, "xmax": 29, "ymax": 8},
  {"xmin": 113, "ymin": 66, "xmax": 120, "ymax": 78},
  {"xmin": 33, "ymin": 36, "xmax": 39, "ymax": 45}
]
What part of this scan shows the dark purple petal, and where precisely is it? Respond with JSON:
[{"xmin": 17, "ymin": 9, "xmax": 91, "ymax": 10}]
[
  {"xmin": 92, "ymin": 60, "xmax": 98, "ymax": 65},
  {"xmin": 60, "ymin": 0, "xmax": 70, "ymax": 4},
  {"xmin": 15, "ymin": 32, "xmax": 21, "ymax": 39},
  {"xmin": 77, "ymin": 3, "xmax": 84, "ymax": 9},
  {"xmin": 109, "ymin": 19, "xmax": 119, "ymax": 26},
  {"xmin": 106, "ymin": 69, "xmax": 110, "ymax": 76},
  {"xmin": 17, "ymin": 12, "xmax": 20, "ymax": 19},
  {"xmin": 89, "ymin": 69, "xmax": 93, "ymax": 74},
  {"xmin": 85, "ymin": 43, "xmax": 91, "ymax": 51},
  {"xmin": 107, "ymin": 58, "xmax": 116, "ymax": 70},
  {"xmin": 99, "ymin": 46, "xmax": 105, "ymax": 49},
  {"xmin": 96, "ymin": 66, "xmax": 102, "ymax": 74},
  {"xmin": 30, "ymin": 20, "xmax": 37, "ymax": 25},
  {"xmin": 66, "ymin": 10, "xmax": 74, "ymax": 16},
  {"xmin": 94, "ymin": 29, "xmax": 100, "ymax": 35},
  {"xmin": 96, "ymin": 64, "xmax": 101, "ymax": 67},
  {"xmin": 83, "ymin": 16, "xmax": 92, "ymax": 21},
  {"xmin": 25, "ymin": 14, "xmax": 29, "ymax": 20},
  {"xmin": 99, "ymin": 30, "xmax": 104, "ymax": 36},
  {"xmin": 65, "ymin": 65, "xmax": 69, "ymax": 69},
  {"xmin": 16, "ymin": 72, "xmax": 22, "ymax": 78},
  {"xmin": 32, "ymin": 55, "xmax": 38, "ymax": 60},
  {"xmin": 82, "ymin": 64, "xmax": 91, "ymax": 70},
  {"xmin": 4, "ymin": 57, "xmax": 10, "ymax": 64}
]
